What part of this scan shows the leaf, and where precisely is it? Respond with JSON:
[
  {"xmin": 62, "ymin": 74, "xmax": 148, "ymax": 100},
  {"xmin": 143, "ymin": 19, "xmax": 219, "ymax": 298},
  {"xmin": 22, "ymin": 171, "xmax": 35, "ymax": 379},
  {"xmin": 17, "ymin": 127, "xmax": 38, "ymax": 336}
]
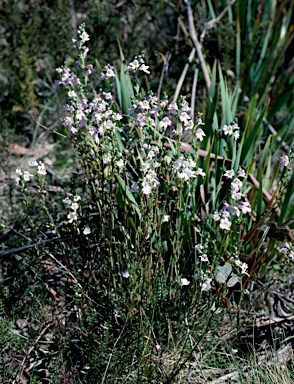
[
  {"xmin": 216, "ymin": 262, "xmax": 232, "ymax": 284},
  {"xmin": 115, "ymin": 174, "xmax": 141, "ymax": 219},
  {"xmin": 227, "ymin": 275, "xmax": 239, "ymax": 288}
]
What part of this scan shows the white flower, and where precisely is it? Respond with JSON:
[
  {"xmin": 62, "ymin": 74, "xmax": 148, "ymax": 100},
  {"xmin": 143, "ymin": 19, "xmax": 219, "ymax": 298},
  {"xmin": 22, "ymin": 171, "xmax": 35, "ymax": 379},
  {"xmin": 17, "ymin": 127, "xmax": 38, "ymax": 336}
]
[
  {"xmin": 105, "ymin": 67, "xmax": 115, "ymax": 77},
  {"xmin": 231, "ymin": 178, "xmax": 242, "ymax": 192},
  {"xmin": 235, "ymin": 260, "xmax": 249, "ymax": 275},
  {"xmin": 196, "ymin": 118, "xmax": 205, "ymax": 125},
  {"xmin": 74, "ymin": 195, "xmax": 81, "ymax": 202},
  {"xmin": 232, "ymin": 130, "xmax": 240, "ymax": 140},
  {"xmin": 212, "ymin": 211, "xmax": 221, "ymax": 221},
  {"xmin": 224, "ymin": 169, "xmax": 235, "ymax": 179},
  {"xmin": 230, "ymin": 206, "xmax": 240, "ymax": 217},
  {"xmin": 195, "ymin": 168, "xmax": 205, "ymax": 177},
  {"xmin": 16, "ymin": 169, "xmax": 22, "ymax": 175},
  {"xmin": 128, "ymin": 59, "xmax": 140, "ymax": 71},
  {"xmin": 67, "ymin": 211, "xmax": 78, "ymax": 223},
  {"xmin": 195, "ymin": 128, "xmax": 205, "ymax": 141},
  {"xmin": 116, "ymin": 159, "xmax": 125, "ymax": 168},
  {"xmin": 162, "ymin": 215, "xmax": 170, "ymax": 223},
  {"xmin": 194, "ymin": 244, "xmax": 204, "ymax": 251},
  {"xmin": 37, "ymin": 162, "xmax": 47, "ymax": 175},
  {"xmin": 159, "ymin": 116, "xmax": 172, "ymax": 131},
  {"xmin": 142, "ymin": 180, "xmax": 152, "ymax": 195},
  {"xmin": 199, "ymin": 254, "xmax": 209, "ymax": 262},
  {"xmin": 238, "ymin": 169, "xmax": 246, "ymax": 178},
  {"xmin": 83, "ymin": 226, "xmax": 91, "ymax": 235},
  {"xmin": 29, "ymin": 159, "xmax": 38, "ymax": 167},
  {"xmin": 63, "ymin": 196, "xmax": 71, "ymax": 205},
  {"xmin": 220, "ymin": 217, "xmax": 232, "ymax": 231},
  {"xmin": 239, "ymin": 201, "xmax": 251, "ymax": 214},
  {"xmin": 180, "ymin": 278, "xmax": 190, "ymax": 286},
  {"xmin": 222, "ymin": 124, "xmax": 233, "ymax": 135},
  {"xmin": 179, "ymin": 112, "xmax": 191, "ymax": 125},
  {"xmin": 71, "ymin": 202, "xmax": 79, "ymax": 211},
  {"xmin": 103, "ymin": 154, "xmax": 112, "ymax": 165},
  {"xmin": 231, "ymin": 191, "xmax": 243, "ymax": 201},
  {"xmin": 168, "ymin": 103, "xmax": 178, "ymax": 114},
  {"xmin": 80, "ymin": 31, "xmax": 90, "ymax": 44},
  {"xmin": 139, "ymin": 64, "xmax": 150, "ymax": 74},
  {"xmin": 121, "ymin": 270, "xmax": 130, "ymax": 278},
  {"xmin": 23, "ymin": 171, "xmax": 34, "ymax": 181},
  {"xmin": 68, "ymin": 90, "xmax": 77, "ymax": 98},
  {"xmin": 280, "ymin": 155, "xmax": 289, "ymax": 167}
]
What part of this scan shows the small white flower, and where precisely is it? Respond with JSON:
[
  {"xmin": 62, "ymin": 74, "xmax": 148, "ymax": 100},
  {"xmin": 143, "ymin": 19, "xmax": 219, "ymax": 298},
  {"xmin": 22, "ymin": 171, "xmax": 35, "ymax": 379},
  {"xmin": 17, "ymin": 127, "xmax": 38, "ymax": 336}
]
[
  {"xmin": 103, "ymin": 154, "xmax": 112, "ymax": 165},
  {"xmin": 222, "ymin": 124, "xmax": 233, "ymax": 135},
  {"xmin": 196, "ymin": 118, "xmax": 205, "ymax": 125},
  {"xmin": 212, "ymin": 211, "xmax": 221, "ymax": 221},
  {"xmin": 16, "ymin": 169, "xmax": 22, "ymax": 175},
  {"xmin": 230, "ymin": 206, "xmax": 240, "ymax": 217},
  {"xmin": 180, "ymin": 278, "xmax": 190, "ymax": 286},
  {"xmin": 195, "ymin": 168, "xmax": 205, "ymax": 177},
  {"xmin": 179, "ymin": 112, "xmax": 191, "ymax": 125},
  {"xmin": 63, "ymin": 196, "xmax": 71, "ymax": 205},
  {"xmin": 74, "ymin": 195, "xmax": 81, "ymax": 202},
  {"xmin": 29, "ymin": 159, "xmax": 38, "ymax": 167},
  {"xmin": 239, "ymin": 201, "xmax": 251, "ymax": 214},
  {"xmin": 116, "ymin": 159, "xmax": 125, "ymax": 168},
  {"xmin": 235, "ymin": 260, "xmax": 249, "ymax": 275},
  {"xmin": 105, "ymin": 67, "xmax": 115, "ymax": 77},
  {"xmin": 231, "ymin": 191, "xmax": 243, "ymax": 201},
  {"xmin": 139, "ymin": 64, "xmax": 150, "ymax": 74},
  {"xmin": 231, "ymin": 178, "xmax": 242, "ymax": 192},
  {"xmin": 220, "ymin": 217, "xmax": 232, "ymax": 231},
  {"xmin": 83, "ymin": 226, "xmax": 91, "ymax": 235},
  {"xmin": 37, "ymin": 162, "xmax": 47, "ymax": 175},
  {"xmin": 232, "ymin": 130, "xmax": 240, "ymax": 140},
  {"xmin": 159, "ymin": 116, "xmax": 172, "ymax": 131},
  {"xmin": 121, "ymin": 270, "xmax": 130, "ymax": 278},
  {"xmin": 142, "ymin": 180, "xmax": 152, "ymax": 195},
  {"xmin": 195, "ymin": 128, "xmax": 205, "ymax": 141},
  {"xmin": 23, "ymin": 171, "xmax": 34, "ymax": 181},
  {"xmin": 80, "ymin": 30, "xmax": 90, "ymax": 44},
  {"xmin": 238, "ymin": 169, "xmax": 246, "ymax": 178},
  {"xmin": 199, "ymin": 254, "xmax": 209, "ymax": 262},
  {"xmin": 67, "ymin": 211, "xmax": 78, "ymax": 223},
  {"xmin": 280, "ymin": 155, "xmax": 289, "ymax": 167},
  {"xmin": 162, "ymin": 215, "xmax": 170, "ymax": 223},
  {"xmin": 71, "ymin": 202, "xmax": 79, "ymax": 211},
  {"xmin": 194, "ymin": 244, "xmax": 204, "ymax": 251},
  {"xmin": 68, "ymin": 90, "xmax": 77, "ymax": 98},
  {"xmin": 128, "ymin": 59, "xmax": 140, "ymax": 70},
  {"xmin": 224, "ymin": 169, "xmax": 235, "ymax": 179}
]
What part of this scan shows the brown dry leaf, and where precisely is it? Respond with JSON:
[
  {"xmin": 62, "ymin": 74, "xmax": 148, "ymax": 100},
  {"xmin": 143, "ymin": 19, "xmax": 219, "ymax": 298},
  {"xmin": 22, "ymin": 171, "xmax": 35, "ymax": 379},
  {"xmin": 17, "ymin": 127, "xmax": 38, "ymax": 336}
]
[{"xmin": 9, "ymin": 143, "xmax": 29, "ymax": 155}]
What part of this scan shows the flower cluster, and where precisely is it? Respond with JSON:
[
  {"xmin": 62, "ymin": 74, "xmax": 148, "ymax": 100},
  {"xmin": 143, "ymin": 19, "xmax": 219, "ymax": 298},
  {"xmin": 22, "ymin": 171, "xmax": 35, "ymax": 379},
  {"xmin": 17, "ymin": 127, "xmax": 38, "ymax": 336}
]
[
  {"xmin": 194, "ymin": 243, "xmax": 209, "ymax": 262},
  {"xmin": 172, "ymin": 155, "xmax": 205, "ymax": 182},
  {"xmin": 14, "ymin": 160, "xmax": 47, "ymax": 185},
  {"xmin": 99, "ymin": 64, "xmax": 116, "ymax": 80},
  {"xmin": 127, "ymin": 55, "xmax": 150, "ymax": 74},
  {"xmin": 211, "ymin": 168, "xmax": 251, "ymax": 230},
  {"xmin": 63, "ymin": 194, "xmax": 81, "ymax": 224},
  {"xmin": 279, "ymin": 242, "xmax": 294, "ymax": 261},
  {"xmin": 139, "ymin": 145, "xmax": 161, "ymax": 196},
  {"xmin": 220, "ymin": 122, "xmax": 240, "ymax": 140}
]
